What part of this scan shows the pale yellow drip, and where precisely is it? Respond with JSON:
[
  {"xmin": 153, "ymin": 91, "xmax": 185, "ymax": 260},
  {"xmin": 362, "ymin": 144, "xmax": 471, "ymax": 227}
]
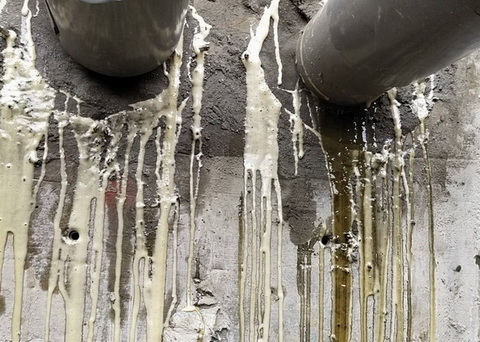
[
  {"xmin": 143, "ymin": 38, "xmax": 186, "ymax": 342},
  {"xmin": 186, "ymin": 6, "xmax": 211, "ymax": 308},
  {"xmin": 113, "ymin": 129, "xmax": 135, "ymax": 342},
  {"xmin": 370, "ymin": 146, "xmax": 390, "ymax": 342},
  {"xmin": 163, "ymin": 200, "xmax": 180, "ymax": 327},
  {"xmin": 412, "ymin": 79, "xmax": 437, "ymax": 342},
  {"xmin": 128, "ymin": 108, "xmax": 156, "ymax": 342},
  {"xmin": 285, "ymin": 82, "xmax": 305, "ymax": 176},
  {"xmin": 86, "ymin": 121, "xmax": 124, "ymax": 342},
  {"xmin": 45, "ymin": 101, "xmax": 70, "ymax": 341},
  {"xmin": 0, "ymin": 2, "xmax": 55, "ymax": 337},
  {"xmin": 241, "ymin": 0, "xmax": 285, "ymax": 340},
  {"xmin": 388, "ymin": 88, "xmax": 405, "ymax": 342}
]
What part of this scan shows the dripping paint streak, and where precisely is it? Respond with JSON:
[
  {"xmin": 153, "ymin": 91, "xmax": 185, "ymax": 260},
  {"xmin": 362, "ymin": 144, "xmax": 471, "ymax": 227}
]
[
  {"xmin": 128, "ymin": 108, "xmax": 155, "ymax": 341},
  {"xmin": 164, "ymin": 200, "xmax": 180, "ymax": 327},
  {"xmin": 238, "ymin": 194, "xmax": 247, "ymax": 342},
  {"xmin": 284, "ymin": 81, "xmax": 305, "ymax": 176},
  {"xmin": 388, "ymin": 88, "xmax": 405, "ymax": 342},
  {"xmin": 45, "ymin": 101, "xmax": 70, "ymax": 341},
  {"xmin": 373, "ymin": 146, "xmax": 391, "ymax": 342},
  {"xmin": 413, "ymin": 80, "xmax": 437, "ymax": 341},
  {"xmin": 112, "ymin": 128, "xmax": 134, "ymax": 342},
  {"xmin": 86, "ymin": 121, "xmax": 123, "ymax": 342},
  {"xmin": 186, "ymin": 6, "xmax": 211, "ymax": 308},
  {"xmin": 0, "ymin": 0, "xmax": 55, "ymax": 337},
  {"xmin": 241, "ymin": 0, "xmax": 284, "ymax": 340},
  {"xmin": 144, "ymin": 39, "xmax": 187, "ymax": 342},
  {"xmin": 405, "ymin": 137, "xmax": 416, "ymax": 341},
  {"xmin": 318, "ymin": 241, "xmax": 325, "ymax": 342},
  {"xmin": 297, "ymin": 240, "xmax": 315, "ymax": 342}
]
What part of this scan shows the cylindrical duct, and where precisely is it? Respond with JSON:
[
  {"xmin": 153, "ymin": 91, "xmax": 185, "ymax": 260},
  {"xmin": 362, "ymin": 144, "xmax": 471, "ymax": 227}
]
[
  {"xmin": 297, "ymin": 0, "xmax": 480, "ymax": 106},
  {"xmin": 45, "ymin": 0, "xmax": 189, "ymax": 77}
]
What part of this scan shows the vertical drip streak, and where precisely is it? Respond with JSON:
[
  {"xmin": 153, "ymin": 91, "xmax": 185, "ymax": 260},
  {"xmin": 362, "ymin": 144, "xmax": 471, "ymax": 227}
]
[
  {"xmin": 388, "ymin": 88, "xmax": 405, "ymax": 342},
  {"xmin": 86, "ymin": 120, "xmax": 123, "ymax": 342},
  {"xmin": 285, "ymin": 82, "xmax": 305, "ymax": 176},
  {"xmin": 405, "ymin": 139, "xmax": 416, "ymax": 341},
  {"xmin": 129, "ymin": 112, "xmax": 152, "ymax": 341},
  {"xmin": 45, "ymin": 100, "xmax": 70, "ymax": 341},
  {"xmin": 112, "ymin": 128, "xmax": 135, "ymax": 342},
  {"xmin": 373, "ymin": 146, "xmax": 391, "ymax": 342},
  {"xmin": 412, "ymin": 79, "xmax": 437, "ymax": 341},
  {"xmin": 186, "ymin": 7, "xmax": 211, "ymax": 307},
  {"xmin": 163, "ymin": 200, "xmax": 180, "ymax": 326},
  {"xmin": 0, "ymin": 0, "xmax": 55, "ymax": 338},
  {"xmin": 144, "ymin": 38, "xmax": 186, "ymax": 342},
  {"xmin": 241, "ymin": 0, "xmax": 284, "ymax": 340}
]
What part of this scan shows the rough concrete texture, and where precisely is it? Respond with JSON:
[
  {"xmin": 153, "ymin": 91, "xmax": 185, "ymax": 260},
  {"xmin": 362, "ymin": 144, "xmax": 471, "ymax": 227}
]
[{"xmin": 1, "ymin": 0, "xmax": 480, "ymax": 341}]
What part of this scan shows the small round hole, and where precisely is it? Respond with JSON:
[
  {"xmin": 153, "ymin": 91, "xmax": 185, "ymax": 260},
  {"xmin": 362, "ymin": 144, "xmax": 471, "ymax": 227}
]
[
  {"xmin": 321, "ymin": 234, "xmax": 331, "ymax": 245},
  {"xmin": 68, "ymin": 230, "xmax": 80, "ymax": 241}
]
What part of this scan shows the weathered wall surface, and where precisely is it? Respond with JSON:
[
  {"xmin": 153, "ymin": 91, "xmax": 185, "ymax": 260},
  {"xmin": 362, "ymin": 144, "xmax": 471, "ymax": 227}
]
[{"xmin": 0, "ymin": 0, "xmax": 479, "ymax": 341}]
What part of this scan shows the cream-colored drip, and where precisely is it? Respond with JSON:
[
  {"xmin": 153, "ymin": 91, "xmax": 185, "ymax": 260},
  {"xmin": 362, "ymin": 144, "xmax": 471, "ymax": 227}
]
[
  {"xmin": 142, "ymin": 38, "xmax": 187, "ymax": 342},
  {"xmin": 370, "ymin": 146, "xmax": 391, "ymax": 342},
  {"xmin": 112, "ymin": 128, "xmax": 135, "ymax": 342},
  {"xmin": 45, "ymin": 97, "xmax": 71, "ymax": 341},
  {"xmin": 0, "ymin": 0, "xmax": 55, "ymax": 338},
  {"xmin": 387, "ymin": 88, "xmax": 406, "ymax": 342},
  {"xmin": 285, "ymin": 82, "xmax": 305, "ymax": 176},
  {"xmin": 412, "ymin": 79, "xmax": 437, "ymax": 342},
  {"xmin": 33, "ymin": 15, "xmax": 190, "ymax": 342},
  {"xmin": 163, "ymin": 200, "xmax": 180, "ymax": 327},
  {"xmin": 128, "ymin": 104, "xmax": 159, "ymax": 342},
  {"xmin": 186, "ymin": 6, "xmax": 211, "ymax": 308},
  {"xmin": 240, "ymin": 0, "xmax": 284, "ymax": 340},
  {"xmin": 58, "ymin": 117, "xmax": 105, "ymax": 341},
  {"xmin": 86, "ymin": 118, "xmax": 124, "ymax": 342}
]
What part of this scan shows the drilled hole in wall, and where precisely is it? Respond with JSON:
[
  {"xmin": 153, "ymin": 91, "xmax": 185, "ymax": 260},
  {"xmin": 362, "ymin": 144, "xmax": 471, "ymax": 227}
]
[
  {"xmin": 321, "ymin": 234, "xmax": 331, "ymax": 246},
  {"xmin": 68, "ymin": 230, "xmax": 80, "ymax": 241}
]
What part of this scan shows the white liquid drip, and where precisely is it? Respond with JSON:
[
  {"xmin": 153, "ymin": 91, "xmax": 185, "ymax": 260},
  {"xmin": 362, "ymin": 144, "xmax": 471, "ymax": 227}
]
[
  {"xmin": 45, "ymin": 97, "xmax": 69, "ymax": 342},
  {"xmin": 0, "ymin": 0, "xmax": 55, "ymax": 337},
  {"xmin": 284, "ymin": 81, "xmax": 305, "ymax": 176},
  {"xmin": 388, "ymin": 88, "xmax": 407, "ymax": 342},
  {"xmin": 142, "ymin": 37, "xmax": 187, "ymax": 342},
  {"xmin": 412, "ymin": 78, "xmax": 437, "ymax": 341},
  {"xmin": 186, "ymin": 6, "xmax": 211, "ymax": 308},
  {"xmin": 112, "ymin": 127, "xmax": 134, "ymax": 342},
  {"xmin": 241, "ymin": 0, "xmax": 284, "ymax": 340}
]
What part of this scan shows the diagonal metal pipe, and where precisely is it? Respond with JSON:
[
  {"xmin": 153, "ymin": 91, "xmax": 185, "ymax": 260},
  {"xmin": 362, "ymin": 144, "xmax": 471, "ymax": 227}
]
[
  {"xmin": 297, "ymin": 0, "xmax": 480, "ymax": 106},
  {"xmin": 45, "ymin": 0, "xmax": 189, "ymax": 77}
]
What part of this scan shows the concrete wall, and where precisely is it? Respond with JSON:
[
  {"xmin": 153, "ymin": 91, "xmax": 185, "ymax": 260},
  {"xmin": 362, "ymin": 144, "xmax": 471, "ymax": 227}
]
[{"xmin": 0, "ymin": 0, "xmax": 479, "ymax": 341}]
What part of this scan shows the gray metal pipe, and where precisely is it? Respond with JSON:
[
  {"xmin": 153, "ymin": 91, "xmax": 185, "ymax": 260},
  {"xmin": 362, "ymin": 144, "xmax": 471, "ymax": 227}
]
[
  {"xmin": 45, "ymin": 0, "xmax": 189, "ymax": 77},
  {"xmin": 297, "ymin": 0, "xmax": 480, "ymax": 106}
]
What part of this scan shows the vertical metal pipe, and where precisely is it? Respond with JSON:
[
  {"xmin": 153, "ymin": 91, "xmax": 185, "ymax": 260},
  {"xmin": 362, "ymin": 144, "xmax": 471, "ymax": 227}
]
[
  {"xmin": 45, "ymin": 0, "xmax": 189, "ymax": 76},
  {"xmin": 297, "ymin": 0, "xmax": 480, "ymax": 106}
]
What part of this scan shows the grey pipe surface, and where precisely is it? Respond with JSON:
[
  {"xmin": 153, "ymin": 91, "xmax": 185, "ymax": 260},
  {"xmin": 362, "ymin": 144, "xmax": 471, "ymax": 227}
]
[
  {"xmin": 297, "ymin": 0, "xmax": 480, "ymax": 106},
  {"xmin": 45, "ymin": 0, "xmax": 189, "ymax": 77}
]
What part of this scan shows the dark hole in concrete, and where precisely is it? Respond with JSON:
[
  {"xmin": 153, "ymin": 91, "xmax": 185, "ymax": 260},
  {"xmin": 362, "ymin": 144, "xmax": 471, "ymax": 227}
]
[
  {"xmin": 475, "ymin": 255, "xmax": 480, "ymax": 269},
  {"xmin": 321, "ymin": 234, "xmax": 330, "ymax": 246},
  {"xmin": 68, "ymin": 230, "xmax": 80, "ymax": 241},
  {"xmin": 454, "ymin": 265, "xmax": 462, "ymax": 272}
]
